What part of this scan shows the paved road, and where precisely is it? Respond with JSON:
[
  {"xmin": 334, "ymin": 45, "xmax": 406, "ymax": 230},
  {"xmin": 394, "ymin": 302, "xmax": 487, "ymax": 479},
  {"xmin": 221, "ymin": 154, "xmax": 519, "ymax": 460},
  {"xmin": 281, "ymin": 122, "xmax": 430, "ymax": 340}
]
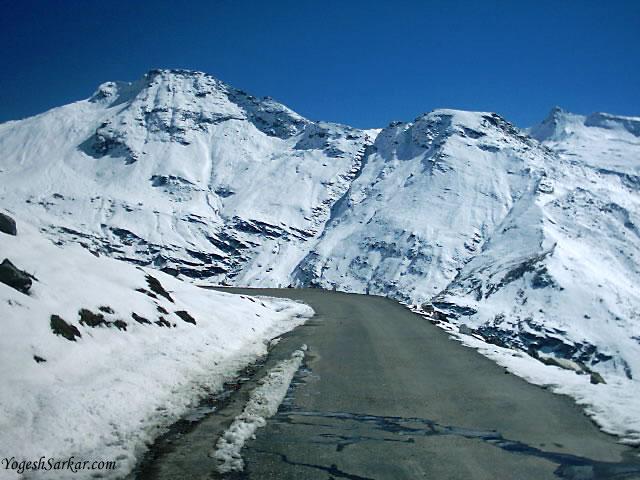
[{"xmin": 137, "ymin": 288, "xmax": 640, "ymax": 480}]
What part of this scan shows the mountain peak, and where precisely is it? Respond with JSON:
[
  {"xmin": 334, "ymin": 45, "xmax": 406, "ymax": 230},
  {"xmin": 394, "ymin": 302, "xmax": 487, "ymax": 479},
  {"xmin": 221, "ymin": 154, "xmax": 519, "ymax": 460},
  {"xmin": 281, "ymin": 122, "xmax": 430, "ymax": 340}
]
[
  {"xmin": 528, "ymin": 107, "xmax": 640, "ymax": 142},
  {"xmin": 585, "ymin": 111, "xmax": 640, "ymax": 137},
  {"xmin": 82, "ymin": 70, "xmax": 315, "ymax": 163},
  {"xmin": 527, "ymin": 106, "xmax": 581, "ymax": 142},
  {"xmin": 89, "ymin": 69, "xmax": 228, "ymax": 104}
]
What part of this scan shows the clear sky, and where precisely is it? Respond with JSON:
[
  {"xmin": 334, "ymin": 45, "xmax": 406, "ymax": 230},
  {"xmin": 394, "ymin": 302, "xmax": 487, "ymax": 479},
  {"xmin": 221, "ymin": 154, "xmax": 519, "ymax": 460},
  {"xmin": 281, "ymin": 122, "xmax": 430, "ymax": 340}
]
[{"xmin": 1, "ymin": 0, "xmax": 638, "ymax": 129}]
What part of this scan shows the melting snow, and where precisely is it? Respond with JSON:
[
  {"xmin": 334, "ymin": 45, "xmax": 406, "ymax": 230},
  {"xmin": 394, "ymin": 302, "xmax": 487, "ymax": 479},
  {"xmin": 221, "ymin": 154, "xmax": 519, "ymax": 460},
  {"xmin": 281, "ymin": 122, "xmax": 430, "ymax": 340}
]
[{"xmin": 212, "ymin": 345, "xmax": 307, "ymax": 473}]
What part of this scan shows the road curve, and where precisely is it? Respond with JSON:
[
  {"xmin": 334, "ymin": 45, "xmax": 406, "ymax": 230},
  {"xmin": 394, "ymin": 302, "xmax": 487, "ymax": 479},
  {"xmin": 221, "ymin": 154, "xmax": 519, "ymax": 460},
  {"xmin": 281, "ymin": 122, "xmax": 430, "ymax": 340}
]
[{"xmin": 137, "ymin": 288, "xmax": 640, "ymax": 479}]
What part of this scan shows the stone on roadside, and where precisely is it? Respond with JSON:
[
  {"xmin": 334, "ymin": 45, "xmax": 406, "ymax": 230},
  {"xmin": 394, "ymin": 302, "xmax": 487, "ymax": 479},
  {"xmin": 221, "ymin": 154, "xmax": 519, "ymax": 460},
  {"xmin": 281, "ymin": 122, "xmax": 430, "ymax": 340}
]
[{"xmin": 458, "ymin": 324, "xmax": 474, "ymax": 335}]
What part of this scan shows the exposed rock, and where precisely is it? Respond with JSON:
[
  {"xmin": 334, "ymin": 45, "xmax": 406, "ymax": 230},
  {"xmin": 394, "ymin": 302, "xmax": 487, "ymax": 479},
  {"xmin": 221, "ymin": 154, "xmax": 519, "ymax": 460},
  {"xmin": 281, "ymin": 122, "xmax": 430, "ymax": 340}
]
[
  {"xmin": 175, "ymin": 310, "xmax": 197, "ymax": 325},
  {"xmin": 50, "ymin": 315, "xmax": 81, "ymax": 341},
  {"xmin": 155, "ymin": 316, "xmax": 172, "ymax": 327},
  {"xmin": 112, "ymin": 320, "xmax": 128, "ymax": 331},
  {"xmin": 528, "ymin": 349, "xmax": 608, "ymax": 382},
  {"xmin": 421, "ymin": 303, "xmax": 435, "ymax": 313},
  {"xmin": 431, "ymin": 311, "xmax": 448, "ymax": 322},
  {"xmin": 477, "ymin": 321, "xmax": 613, "ymax": 370},
  {"xmin": 78, "ymin": 308, "xmax": 129, "ymax": 331},
  {"xmin": 483, "ymin": 335, "xmax": 509, "ymax": 349},
  {"xmin": 0, "ymin": 258, "xmax": 32, "ymax": 294},
  {"xmin": 430, "ymin": 301, "xmax": 477, "ymax": 318},
  {"xmin": 145, "ymin": 274, "xmax": 174, "ymax": 303},
  {"xmin": 136, "ymin": 287, "xmax": 157, "ymax": 299},
  {"xmin": 131, "ymin": 312, "xmax": 151, "ymax": 325},
  {"xmin": 33, "ymin": 355, "xmax": 46, "ymax": 363},
  {"xmin": 79, "ymin": 308, "xmax": 108, "ymax": 328},
  {"xmin": 0, "ymin": 212, "xmax": 17, "ymax": 235},
  {"xmin": 590, "ymin": 372, "xmax": 606, "ymax": 385},
  {"xmin": 458, "ymin": 324, "xmax": 474, "ymax": 335}
]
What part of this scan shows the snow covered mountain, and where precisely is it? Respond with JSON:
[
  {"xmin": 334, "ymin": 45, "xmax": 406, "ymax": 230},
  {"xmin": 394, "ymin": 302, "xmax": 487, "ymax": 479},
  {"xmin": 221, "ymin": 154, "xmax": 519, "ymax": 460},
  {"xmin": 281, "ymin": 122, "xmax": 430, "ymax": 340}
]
[
  {"xmin": 0, "ymin": 69, "xmax": 373, "ymax": 283},
  {"xmin": 1, "ymin": 70, "xmax": 638, "ymax": 390},
  {"xmin": 437, "ymin": 108, "xmax": 640, "ymax": 382}
]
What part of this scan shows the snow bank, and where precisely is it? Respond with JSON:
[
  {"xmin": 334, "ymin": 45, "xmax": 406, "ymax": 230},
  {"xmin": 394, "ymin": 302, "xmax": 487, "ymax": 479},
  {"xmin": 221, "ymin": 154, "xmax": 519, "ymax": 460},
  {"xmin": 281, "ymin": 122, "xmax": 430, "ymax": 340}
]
[
  {"xmin": 213, "ymin": 345, "xmax": 307, "ymax": 473},
  {"xmin": 405, "ymin": 298, "xmax": 640, "ymax": 445},
  {"xmin": 0, "ymin": 213, "xmax": 313, "ymax": 479},
  {"xmin": 450, "ymin": 327, "xmax": 640, "ymax": 445}
]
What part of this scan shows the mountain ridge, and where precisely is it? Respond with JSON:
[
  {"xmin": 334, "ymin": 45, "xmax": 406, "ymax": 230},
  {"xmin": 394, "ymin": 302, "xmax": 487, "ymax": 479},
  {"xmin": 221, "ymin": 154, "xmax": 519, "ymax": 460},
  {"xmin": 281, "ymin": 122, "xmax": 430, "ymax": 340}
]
[{"xmin": 1, "ymin": 69, "xmax": 638, "ymax": 387}]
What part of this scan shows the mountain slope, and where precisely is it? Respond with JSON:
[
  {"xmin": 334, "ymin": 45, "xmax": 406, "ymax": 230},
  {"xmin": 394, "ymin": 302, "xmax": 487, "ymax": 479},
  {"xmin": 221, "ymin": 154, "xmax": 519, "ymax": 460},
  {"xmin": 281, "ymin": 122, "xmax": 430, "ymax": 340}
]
[
  {"xmin": 1, "ymin": 72, "xmax": 639, "ymax": 439},
  {"xmin": 292, "ymin": 110, "xmax": 550, "ymax": 300},
  {"xmin": 435, "ymin": 108, "xmax": 640, "ymax": 379},
  {"xmin": 0, "ymin": 69, "xmax": 372, "ymax": 283}
]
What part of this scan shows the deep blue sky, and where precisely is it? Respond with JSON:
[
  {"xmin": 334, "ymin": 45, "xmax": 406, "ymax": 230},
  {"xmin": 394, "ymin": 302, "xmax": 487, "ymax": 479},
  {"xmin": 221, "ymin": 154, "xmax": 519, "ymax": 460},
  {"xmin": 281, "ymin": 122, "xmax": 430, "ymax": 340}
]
[{"xmin": 1, "ymin": 0, "xmax": 638, "ymax": 128}]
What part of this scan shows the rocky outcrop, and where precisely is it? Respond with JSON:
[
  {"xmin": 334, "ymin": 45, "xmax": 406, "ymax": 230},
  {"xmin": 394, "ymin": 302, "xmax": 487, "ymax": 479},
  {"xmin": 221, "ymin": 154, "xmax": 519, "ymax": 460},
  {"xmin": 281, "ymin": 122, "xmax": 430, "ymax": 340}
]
[
  {"xmin": 50, "ymin": 315, "xmax": 81, "ymax": 341},
  {"xmin": 0, "ymin": 212, "xmax": 17, "ymax": 236},
  {"xmin": 0, "ymin": 258, "xmax": 32, "ymax": 294}
]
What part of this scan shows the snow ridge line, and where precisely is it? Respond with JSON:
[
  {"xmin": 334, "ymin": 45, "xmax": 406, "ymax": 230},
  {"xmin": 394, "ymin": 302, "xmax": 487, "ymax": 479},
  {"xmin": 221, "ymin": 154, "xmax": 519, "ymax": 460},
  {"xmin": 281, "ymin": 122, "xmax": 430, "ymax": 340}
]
[{"xmin": 212, "ymin": 344, "xmax": 308, "ymax": 473}]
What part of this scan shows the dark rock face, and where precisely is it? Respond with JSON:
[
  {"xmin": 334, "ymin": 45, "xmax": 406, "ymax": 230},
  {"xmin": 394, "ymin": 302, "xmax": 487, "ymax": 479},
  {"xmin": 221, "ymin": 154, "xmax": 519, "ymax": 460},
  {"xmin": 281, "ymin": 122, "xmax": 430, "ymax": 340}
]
[
  {"xmin": 0, "ymin": 259, "xmax": 32, "ymax": 294},
  {"xmin": 0, "ymin": 213, "xmax": 17, "ymax": 236},
  {"xmin": 155, "ymin": 317, "xmax": 172, "ymax": 327},
  {"xmin": 145, "ymin": 274, "xmax": 174, "ymax": 303},
  {"xmin": 132, "ymin": 312, "xmax": 151, "ymax": 325},
  {"xmin": 431, "ymin": 301, "xmax": 477, "ymax": 317},
  {"xmin": 175, "ymin": 310, "xmax": 197, "ymax": 325},
  {"xmin": 112, "ymin": 320, "xmax": 128, "ymax": 331},
  {"xmin": 77, "ymin": 307, "xmax": 128, "ymax": 331},
  {"xmin": 50, "ymin": 315, "xmax": 81, "ymax": 341},
  {"xmin": 79, "ymin": 308, "xmax": 108, "ymax": 327},
  {"xmin": 476, "ymin": 320, "xmax": 618, "ymax": 376}
]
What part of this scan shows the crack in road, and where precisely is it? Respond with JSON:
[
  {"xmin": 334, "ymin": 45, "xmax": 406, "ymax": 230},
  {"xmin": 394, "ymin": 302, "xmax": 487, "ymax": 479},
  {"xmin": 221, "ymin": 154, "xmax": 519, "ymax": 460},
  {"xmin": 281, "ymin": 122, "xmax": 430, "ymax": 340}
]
[
  {"xmin": 253, "ymin": 451, "xmax": 376, "ymax": 480},
  {"xmin": 239, "ymin": 361, "xmax": 640, "ymax": 480},
  {"xmin": 265, "ymin": 409, "xmax": 640, "ymax": 479}
]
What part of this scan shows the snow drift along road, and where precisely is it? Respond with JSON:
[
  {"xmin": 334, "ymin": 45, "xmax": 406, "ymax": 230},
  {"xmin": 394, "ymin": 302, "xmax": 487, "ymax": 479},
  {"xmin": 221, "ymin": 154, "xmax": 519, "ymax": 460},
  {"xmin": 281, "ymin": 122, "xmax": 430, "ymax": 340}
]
[{"xmin": 0, "ymin": 210, "xmax": 312, "ymax": 479}]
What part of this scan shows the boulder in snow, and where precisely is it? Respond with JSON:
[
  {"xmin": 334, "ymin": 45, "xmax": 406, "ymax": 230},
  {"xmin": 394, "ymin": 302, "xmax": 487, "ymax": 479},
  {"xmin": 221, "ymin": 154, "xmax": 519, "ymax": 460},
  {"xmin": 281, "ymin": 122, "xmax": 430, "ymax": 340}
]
[
  {"xmin": 175, "ymin": 310, "xmax": 197, "ymax": 325},
  {"xmin": 50, "ymin": 315, "xmax": 82, "ymax": 341},
  {"xmin": 458, "ymin": 324, "xmax": 474, "ymax": 335},
  {"xmin": 0, "ymin": 212, "xmax": 17, "ymax": 236},
  {"xmin": 0, "ymin": 258, "xmax": 32, "ymax": 294},
  {"xmin": 590, "ymin": 371, "xmax": 607, "ymax": 385}
]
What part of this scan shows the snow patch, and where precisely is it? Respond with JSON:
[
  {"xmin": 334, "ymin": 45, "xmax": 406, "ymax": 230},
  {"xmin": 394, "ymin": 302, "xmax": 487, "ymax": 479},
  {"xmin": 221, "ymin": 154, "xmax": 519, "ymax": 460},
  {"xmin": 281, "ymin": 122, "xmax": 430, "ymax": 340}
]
[{"xmin": 212, "ymin": 344, "xmax": 307, "ymax": 473}]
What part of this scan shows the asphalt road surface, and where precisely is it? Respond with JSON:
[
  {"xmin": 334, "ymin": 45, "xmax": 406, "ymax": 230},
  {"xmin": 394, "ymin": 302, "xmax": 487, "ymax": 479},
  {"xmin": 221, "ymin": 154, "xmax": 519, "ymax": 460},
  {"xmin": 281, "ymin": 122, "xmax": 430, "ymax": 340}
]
[{"xmin": 135, "ymin": 288, "xmax": 640, "ymax": 480}]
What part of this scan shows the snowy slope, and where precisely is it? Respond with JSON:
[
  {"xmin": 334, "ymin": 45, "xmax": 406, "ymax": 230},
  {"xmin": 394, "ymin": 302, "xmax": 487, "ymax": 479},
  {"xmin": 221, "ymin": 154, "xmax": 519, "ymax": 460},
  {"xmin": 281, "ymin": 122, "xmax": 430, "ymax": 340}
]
[
  {"xmin": 1, "ymin": 70, "xmax": 639, "ymax": 443},
  {"xmin": 434, "ymin": 108, "xmax": 640, "ymax": 380},
  {"xmin": 0, "ymin": 210, "xmax": 312, "ymax": 479},
  {"xmin": 0, "ymin": 69, "xmax": 372, "ymax": 284},
  {"xmin": 292, "ymin": 110, "xmax": 549, "ymax": 300}
]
